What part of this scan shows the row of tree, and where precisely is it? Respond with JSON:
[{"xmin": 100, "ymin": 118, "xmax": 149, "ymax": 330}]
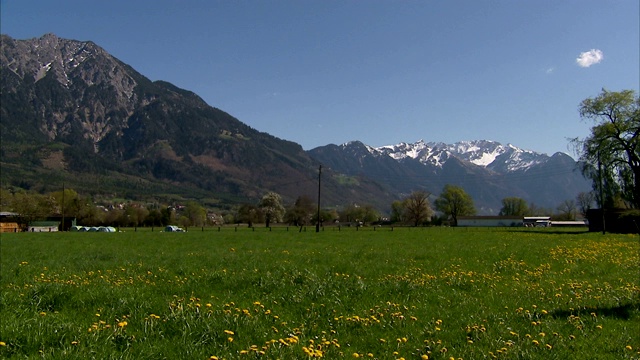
[{"xmin": 1, "ymin": 181, "xmax": 595, "ymax": 229}]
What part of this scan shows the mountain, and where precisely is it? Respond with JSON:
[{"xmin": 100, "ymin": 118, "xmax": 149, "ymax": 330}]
[
  {"xmin": 0, "ymin": 34, "xmax": 393, "ymax": 209},
  {"xmin": 307, "ymin": 140, "xmax": 591, "ymax": 213},
  {"xmin": 0, "ymin": 33, "xmax": 590, "ymax": 215}
]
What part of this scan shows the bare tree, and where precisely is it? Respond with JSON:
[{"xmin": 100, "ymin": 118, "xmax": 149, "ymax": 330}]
[
  {"xmin": 403, "ymin": 191, "xmax": 433, "ymax": 227},
  {"xmin": 556, "ymin": 199, "xmax": 577, "ymax": 220},
  {"xmin": 576, "ymin": 191, "xmax": 595, "ymax": 218}
]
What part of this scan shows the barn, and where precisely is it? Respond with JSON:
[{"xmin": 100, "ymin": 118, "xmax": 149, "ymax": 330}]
[{"xmin": 0, "ymin": 211, "xmax": 21, "ymax": 232}]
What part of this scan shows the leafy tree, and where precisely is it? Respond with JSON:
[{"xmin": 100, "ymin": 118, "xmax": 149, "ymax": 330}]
[
  {"xmin": 572, "ymin": 89, "xmax": 640, "ymax": 208},
  {"xmin": 182, "ymin": 201, "xmax": 206, "ymax": 227},
  {"xmin": 144, "ymin": 209, "xmax": 164, "ymax": 227},
  {"xmin": 390, "ymin": 200, "xmax": 405, "ymax": 223},
  {"xmin": 434, "ymin": 184, "xmax": 476, "ymax": 226},
  {"xmin": 0, "ymin": 188, "xmax": 13, "ymax": 210},
  {"xmin": 402, "ymin": 191, "xmax": 433, "ymax": 227},
  {"xmin": 284, "ymin": 196, "xmax": 315, "ymax": 226},
  {"xmin": 339, "ymin": 203, "xmax": 379, "ymax": 226},
  {"xmin": 236, "ymin": 203, "xmax": 262, "ymax": 227},
  {"xmin": 161, "ymin": 207, "xmax": 175, "ymax": 226},
  {"xmin": 9, "ymin": 191, "xmax": 55, "ymax": 228},
  {"xmin": 259, "ymin": 192, "xmax": 285, "ymax": 227},
  {"xmin": 499, "ymin": 197, "xmax": 529, "ymax": 216}
]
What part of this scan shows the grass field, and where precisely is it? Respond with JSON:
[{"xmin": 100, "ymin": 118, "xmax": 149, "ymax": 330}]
[{"xmin": 1, "ymin": 227, "xmax": 638, "ymax": 359}]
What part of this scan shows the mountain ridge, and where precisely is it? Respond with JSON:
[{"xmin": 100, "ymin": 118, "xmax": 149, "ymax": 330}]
[
  {"xmin": 0, "ymin": 33, "xmax": 393, "ymax": 210},
  {"xmin": 308, "ymin": 140, "xmax": 590, "ymax": 213}
]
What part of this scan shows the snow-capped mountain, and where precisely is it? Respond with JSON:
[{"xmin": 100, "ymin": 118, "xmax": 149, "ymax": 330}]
[
  {"xmin": 308, "ymin": 140, "xmax": 590, "ymax": 214},
  {"xmin": 375, "ymin": 139, "xmax": 550, "ymax": 173}
]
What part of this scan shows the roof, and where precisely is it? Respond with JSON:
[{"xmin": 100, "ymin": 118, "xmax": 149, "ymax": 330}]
[
  {"xmin": 458, "ymin": 216, "xmax": 522, "ymax": 220},
  {"xmin": 29, "ymin": 221, "xmax": 59, "ymax": 227},
  {"xmin": 0, "ymin": 212, "xmax": 20, "ymax": 217}
]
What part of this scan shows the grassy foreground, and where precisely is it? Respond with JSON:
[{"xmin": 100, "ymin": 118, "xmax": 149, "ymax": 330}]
[{"xmin": 0, "ymin": 227, "xmax": 638, "ymax": 359}]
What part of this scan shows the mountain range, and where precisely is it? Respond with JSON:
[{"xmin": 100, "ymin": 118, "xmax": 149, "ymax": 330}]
[
  {"xmin": 309, "ymin": 140, "xmax": 590, "ymax": 213},
  {"xmin": 0, "ymin": 34, "xmax": 591, "ymax": 214}
]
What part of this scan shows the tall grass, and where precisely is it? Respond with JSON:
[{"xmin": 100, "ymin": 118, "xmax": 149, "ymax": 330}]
[{"xmin": 1, "ymin": 228, "xmax": 638, "ymax": 359}]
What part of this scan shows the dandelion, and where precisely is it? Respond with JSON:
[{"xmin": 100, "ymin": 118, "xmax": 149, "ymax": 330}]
[
  {"xmin": 352, "ymin": 353, "xmax": 360, "ymax": 358},
  {"xmin": 421, "ymin": 355, "xmax": 429, "ymax": 360},
  {"xmin": 596, "ymin": 325, "xmax": 603, "ymax": 330},
  {"xmin": 545, "ymin": 344, "xmax": 552, "ymax": 349},
  {"xmin": 71, "ymin": 341, "xmax": 79, "ymax": 345},
  {"xmin": 228, "ymin": 337, "xmax": 234, "ymax": 342},
  {"xmin": 117, "ymin": 321, "xmax": 127, "ymax": 328},
  {"xmin": 210, "ymin": 357, "xmax": 219, "ymax": 360},
  {"xmin": 626, "ymin": 345, "xmax": 633, "ymax": 350},
  {"xmin": 39, "ymin": 312, "xmax": 46, "ymax": 316},
  {"xmin": 532, "ymin": 340, "xmax": 539, "ymax": 346},
  {"xmin": 0, "ymin": 342, "xmax": 6, "ymax": 346},
  {"xmin": 224, "ymin": 330, "xmax": 235, "ymax": 335}
]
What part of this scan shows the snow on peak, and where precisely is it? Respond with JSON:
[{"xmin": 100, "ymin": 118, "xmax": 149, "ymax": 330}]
[{"xmin": 374, "ymin": 139, "xmax": 548, "ymax": 171}]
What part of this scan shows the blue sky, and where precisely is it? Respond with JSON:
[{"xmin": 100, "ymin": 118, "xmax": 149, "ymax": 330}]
[{"xmin": 2, "ymin": 0, "xmax": 638, "ymax": 156}]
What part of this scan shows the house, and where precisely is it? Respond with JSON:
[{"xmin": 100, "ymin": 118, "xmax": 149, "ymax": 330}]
[
  {"xmin": 28, "ymin": 221, "xmax": 60, "ymax": 232},
  {"xmin": 0, "ymin": 211, "xmax": 21, "ymax": 232},
  {"xmin": 457, "ymin": 216, "xmax": 523, "ymax": 227}
]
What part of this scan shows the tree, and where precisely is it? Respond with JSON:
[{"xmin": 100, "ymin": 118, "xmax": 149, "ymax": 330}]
[
  {"xmin": 236, "ymin": 203, "xmax": 262, "ymax": 227},
  {"xmin": 402, "ymin": 191, "xmax": 433, "ymax": 227},
  {"xmin": 434, "ymin": 184, "xmax": 476, "ymax": 226},
  {"xmin": 499, "ymin": 197, "xmax": 529, "ymax": 216},
  {"xmin": 284, "ymin": 196, "xmax": 315, "ymax": 226},
  {"xmin": 259, "ymin": 192, "xmax": 285, "ymax": 227},
  {"xmin": 555, "ymin": 199, "xmax": 577, "ymax": 221},
  {"xmin": 144, "ymin": 209, "xmax": 164, "ymax": 227},
  {"xmin": 339, "ymin": 203, "xmax": 379, "ymax": 226},
  {"xmin": 9, "ymin": 191, "xmax": 55, "ymax": 229},
  {"xmin": 182, "ymin": 201, "xmax": 206, "ymax": 227},
  {"xmin": 390, "ymin": 200, "xmax": 405, "ymax": 223},
  {"xmin": 572, "ymin": 89, "xmax": 640, "ymax": 208},
  {"xmin": 576, "ymin": 191, "xmax": 595, "ymax": 218}
]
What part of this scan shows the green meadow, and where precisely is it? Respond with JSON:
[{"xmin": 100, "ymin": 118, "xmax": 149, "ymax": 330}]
[{"xmin": 1, "ymin": 227, "xmax": 638, "ymax": 359}]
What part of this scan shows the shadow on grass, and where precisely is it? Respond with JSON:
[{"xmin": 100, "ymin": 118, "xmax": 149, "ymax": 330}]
[
  {"xmin": 502, "ymin": 229, "xmax": 592, "ymax": 236},
  {"xmin": 550, "ymin": 302, "xmax": 639, "ymax": 320}
]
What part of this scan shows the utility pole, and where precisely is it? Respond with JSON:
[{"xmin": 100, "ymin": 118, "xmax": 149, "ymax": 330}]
[
  {"xmin": 597, "ymin": 151, "xmax": 605, "ymax": 234},
  {"xmin": 61, "ymin": 183, "xmax": 65, "ymax": 232},
  {"xmin": 316, "ymin": 165, "xmax": 322, "ymax": 233}
]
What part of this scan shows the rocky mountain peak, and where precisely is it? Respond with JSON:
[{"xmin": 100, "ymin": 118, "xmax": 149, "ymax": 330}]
[{"xmin": 2, "ymin": 34, "xmax": 144, "ymax": 145}]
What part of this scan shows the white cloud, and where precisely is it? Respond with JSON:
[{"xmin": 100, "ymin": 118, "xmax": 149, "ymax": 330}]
[
  {"xmin": 576, "ymin": 49, "xmax": 604, "ymax": 67},
  {"xmin": 545, "ymin": 67, "xmax": 555, "ymax": 74}
]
